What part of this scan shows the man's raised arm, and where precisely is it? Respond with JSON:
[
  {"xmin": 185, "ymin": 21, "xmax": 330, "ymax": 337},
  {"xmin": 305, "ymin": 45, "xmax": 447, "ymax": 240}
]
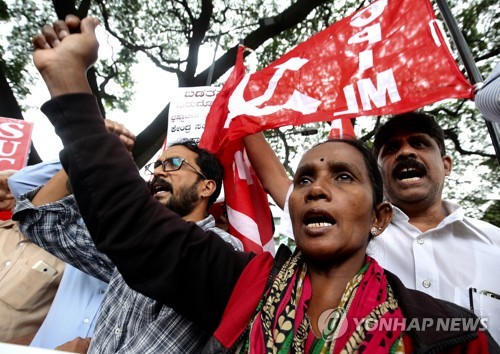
[
  {"xmin": 33, "ymin": 15, "xmax": 97, "ymax": 97},
  {"xmin": 32, "ymin": 15, "xmax": 251, "ymax": 332}
]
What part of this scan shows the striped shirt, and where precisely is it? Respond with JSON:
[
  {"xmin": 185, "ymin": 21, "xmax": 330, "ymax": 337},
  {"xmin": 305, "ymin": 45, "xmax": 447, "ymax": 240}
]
[{"xmin": 475, "ymin": 62, "xmax": 500, "ymax": 123}]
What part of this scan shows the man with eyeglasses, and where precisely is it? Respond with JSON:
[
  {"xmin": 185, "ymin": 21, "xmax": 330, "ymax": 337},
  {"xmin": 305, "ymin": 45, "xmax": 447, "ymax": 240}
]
[
  {"xmin": 13, "ymin": 80, "xmax": 242, "ymax": 354},
  {"xmin": 145, "ymin": 141, "xmax": 223, "ymax": 222}
]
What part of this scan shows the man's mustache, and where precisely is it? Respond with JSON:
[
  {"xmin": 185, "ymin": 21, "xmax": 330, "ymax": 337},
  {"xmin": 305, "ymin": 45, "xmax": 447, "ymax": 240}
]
[
  {"xmin": 149, "ymin": 177, "xmax": 173, "ymax": 194},
  {"xmin": 392, "ymin": 158, "xmax": 427, "ymax": 179}
]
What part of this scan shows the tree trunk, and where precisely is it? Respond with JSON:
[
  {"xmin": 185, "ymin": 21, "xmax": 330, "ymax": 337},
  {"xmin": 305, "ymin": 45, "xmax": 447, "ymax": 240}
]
[{"xmin": 0, "ymin": 59, "xmax": 41, "ymax": 165}]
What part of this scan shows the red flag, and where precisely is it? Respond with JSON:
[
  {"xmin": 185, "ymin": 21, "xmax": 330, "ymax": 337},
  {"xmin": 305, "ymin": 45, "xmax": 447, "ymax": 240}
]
[
  {"xmin": 219, "ymin": 140, "xmax": 275, "ymax": 254},
  {"xmin": 200, "ymin": 47, "xmax": 275, "ymax": 254},
  {"xmin": 200, "ymin": 46, "xmax": 246, "ymax": 154},
  {"xmin": 204, "ymin": 0, "xmax": 473, "ymax": 153},
  {"xmin": 329, "ymin": 118, "xmax": 356, "ymax": 139}
]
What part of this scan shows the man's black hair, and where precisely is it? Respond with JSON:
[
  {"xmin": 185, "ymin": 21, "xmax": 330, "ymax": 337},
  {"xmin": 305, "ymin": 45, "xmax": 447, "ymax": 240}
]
[
  {"xmin": 373, "ymin": 112, "xmax": 446, "ymax": 158},
  {"xmin": 169, "ymin": 139, "xmax": 223, "ymax": 207}
]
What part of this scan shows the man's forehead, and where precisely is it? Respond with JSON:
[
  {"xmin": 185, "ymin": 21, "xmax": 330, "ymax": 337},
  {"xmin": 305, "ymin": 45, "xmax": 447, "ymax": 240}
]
[
  {"xmin": 383, "ymin": 131, "xmax": 432, "ymax": 143},
  {"xmin": 159, "ymin": 145, "xmax": 198, "ymax": 160}
]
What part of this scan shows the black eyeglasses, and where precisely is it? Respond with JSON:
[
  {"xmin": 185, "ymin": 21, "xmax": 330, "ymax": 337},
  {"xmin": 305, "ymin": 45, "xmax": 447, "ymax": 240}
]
[{"xmin": 145, "ymin": 157, "xmax": 207, "ymax": 180}]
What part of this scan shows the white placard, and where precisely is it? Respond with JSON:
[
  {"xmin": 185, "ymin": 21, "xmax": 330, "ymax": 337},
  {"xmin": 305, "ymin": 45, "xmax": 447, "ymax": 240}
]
[{"xmin": 166, "ymin": 86, "xmax": 221, "ymax": 146}]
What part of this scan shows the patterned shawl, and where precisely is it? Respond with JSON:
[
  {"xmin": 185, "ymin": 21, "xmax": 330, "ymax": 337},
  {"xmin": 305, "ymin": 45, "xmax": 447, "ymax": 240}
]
[{"xmin": 235, "ymin": 251, "xmax": 405, "ymax": 353}]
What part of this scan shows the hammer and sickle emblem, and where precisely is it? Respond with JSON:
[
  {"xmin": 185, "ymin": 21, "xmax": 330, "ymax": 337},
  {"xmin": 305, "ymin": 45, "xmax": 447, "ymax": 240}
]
[{"xmin": 224, "ymin": 57, "xmax": 321, "ymax": 128}]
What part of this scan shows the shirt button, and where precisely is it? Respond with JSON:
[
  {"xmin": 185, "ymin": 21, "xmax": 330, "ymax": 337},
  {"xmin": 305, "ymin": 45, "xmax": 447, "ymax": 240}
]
[
  {"xmin": 422, "ymin": 280, "xmax": 431, "ymax": 288},
  {"xmin": 4, "ymin": 261, "xmax": 11, "ymax": 267},
  {"xmin": 99, "ymin": 289, "xmax": 105, "ymax": 294},
  {"xmin": 114, "ymin": 328, "xmax": 121, "ymax": 335},
  {"xmin": 417, "ymin": 237, "xmax": 424, "ymax": 245},
  {"xmin": 83, "ymin": 318, "xmax": 90, "ymax": 324}
]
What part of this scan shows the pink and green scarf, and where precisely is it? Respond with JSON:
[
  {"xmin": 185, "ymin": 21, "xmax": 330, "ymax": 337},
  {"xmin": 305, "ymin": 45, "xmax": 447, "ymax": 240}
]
[{"xmin": 237, "ymin": 252, "xmax": 406, "ymax": 353}]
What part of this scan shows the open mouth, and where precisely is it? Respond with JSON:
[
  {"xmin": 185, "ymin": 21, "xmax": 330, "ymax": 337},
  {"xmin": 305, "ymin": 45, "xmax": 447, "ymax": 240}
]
[
  {"xmin": 150, "ymin": 178, "xmax": 173, "ymax": 196},
  {"xmin": 303, "ymin": 210, "xmax": 336, "ymax": 228},
  {"xmin": 393, "ymin": 160, "xmax": 427, "ymax": 182}
]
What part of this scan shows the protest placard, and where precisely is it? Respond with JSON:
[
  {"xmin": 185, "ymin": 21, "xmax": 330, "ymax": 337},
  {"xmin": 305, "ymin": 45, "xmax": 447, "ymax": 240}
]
[
  {"xmin": 0, "ymin": 117, "xmax": 34, "ymax": 171},
  {"xmin": 166, "ymin": 86, "xmax": 221, "ymax": 146}
]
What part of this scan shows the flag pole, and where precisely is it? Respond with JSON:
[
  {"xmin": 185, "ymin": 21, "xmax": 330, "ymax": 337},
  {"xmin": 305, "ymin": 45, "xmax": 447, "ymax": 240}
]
[{"xmin": 434, "ymin": 0, "xmax": 500, "ymax": 163}]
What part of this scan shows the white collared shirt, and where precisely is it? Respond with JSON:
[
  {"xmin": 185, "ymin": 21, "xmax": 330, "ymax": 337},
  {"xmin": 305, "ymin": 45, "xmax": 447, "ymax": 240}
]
[{"xmin": 369, "ymin": 200, "xmax": 500, "ymax": 342}]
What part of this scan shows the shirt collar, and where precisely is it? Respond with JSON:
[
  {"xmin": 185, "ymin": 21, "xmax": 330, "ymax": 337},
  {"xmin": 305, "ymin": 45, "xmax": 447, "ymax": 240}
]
[
  {"xmin": 195, "ymin": 214, "xmax": 215, "ymax": 229},
  {"xmin": 390, "ymin": 200, "xmax": 464, "ymax": 227}
]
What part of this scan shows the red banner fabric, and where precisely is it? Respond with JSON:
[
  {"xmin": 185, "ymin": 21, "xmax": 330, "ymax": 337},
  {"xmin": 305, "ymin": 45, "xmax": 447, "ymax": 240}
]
[
  {"xmin": 201, "ymin": 0, "xmax": 472, "ymax": 154},
  {"xmin": 329, "ymin": 118, "xmax": 357, "ymax": 139},
  {"xmin": 0, "ymin": 117, "xmax": 34, "ymax": 171},
  {"xmin": 200, "ymin": 47, "xmax": 275, "ymax": 253},
  {"xmin": 219, "ymin": 140, "xmax": 275, "ymax": 254}
]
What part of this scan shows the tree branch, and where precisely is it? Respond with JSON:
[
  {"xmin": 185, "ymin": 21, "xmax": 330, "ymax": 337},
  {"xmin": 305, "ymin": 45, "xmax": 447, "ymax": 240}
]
[
  {"xmin": 191, "ymin": 0, "xmax": 333, "ymax": 86},
  {"xmin": 444, "ymin": 128, "xmax": 495, "ymax": 158}
]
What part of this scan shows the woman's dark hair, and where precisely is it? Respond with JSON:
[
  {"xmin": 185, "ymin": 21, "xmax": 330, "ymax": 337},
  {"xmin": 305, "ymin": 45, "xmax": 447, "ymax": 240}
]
[
  {"xmin": 313, "ymin": 138, "xmax": 384, "ymax": 208},
  {"xmin": 169, "ymin": 139, "xmax": 223, "ymax": 207}
]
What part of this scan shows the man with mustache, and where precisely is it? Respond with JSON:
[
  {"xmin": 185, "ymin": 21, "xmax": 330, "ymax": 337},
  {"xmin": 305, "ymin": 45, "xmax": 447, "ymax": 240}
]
[
  {"xmin": 14, "ymin": 115, "xmax": 242, "ymax": 352},
  {"xmin": 370, "ymin": 112, "xmax": 500, "ymax": 342}
]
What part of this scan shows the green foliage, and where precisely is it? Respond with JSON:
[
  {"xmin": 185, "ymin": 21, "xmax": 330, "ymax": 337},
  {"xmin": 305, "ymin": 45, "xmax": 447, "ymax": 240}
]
[
  {"xmin": 94, "ymin": 46, "xmax": 137, "ymax": 112},
  {"xmin": 425, "ymin": 0, "xmax": 499, "ymax": 220},
  {"xmin": 1, "ymin": 0, "xmax": 53, "ymax": 101},
  {"xmin": 1, "ymin": 0, "xmax": 136, "ymax": 111},
  {"xmin": 452, "ymin": 0, "xmax": 499, "ymax": 59},
  {"xmin": 95, "ymin": 0, "xmax": 284, "ymax": 75},
  {"xmin": 482, "ymin": 200, "xmax": 500, "ymax": 227}
]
